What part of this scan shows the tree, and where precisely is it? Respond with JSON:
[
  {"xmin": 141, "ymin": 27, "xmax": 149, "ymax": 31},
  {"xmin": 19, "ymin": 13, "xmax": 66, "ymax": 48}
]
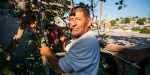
[
  {"xmin": 116, "ymin": 18, "xmax": 119, "ymax": 21},
  {"xmin": 3, "ymin": 0, "xmax": 35, "ymax": 67},
  {"xmin": 148, "ymin": 17, "xmax": 150, "ymax": 21},
  {"xmin": 0, "ymin": 0, "xmax": 73, "ymax": 74},
  {"xmin": 94, "ymin": 0, "xmax": 127, "ymax": 32},
  {"xmin": 110, "ymin": 20, "xmax": 116, "ymax": 26},
  {"xmin": 136, "ymin": 16, "xmax": 138, "ymax": 18},
  {"xmin": 1, "ymin": 0, "xmax": 72, "ymax": 68},
  {"xmin": 137, "ymin": 18, "xmax": 144, "ymax": 25},
  {"xmin": 149, "ymin": 14, "xmax": 150, "ymax": 20},
  {"xmin": 143, "ymin": 17, "xmax": 147, "ymax": 22},
  {"xmin": 140, "ymin": 27, "xmax": 147, "ymax": 33},
  {"xmin": 129, "ymin": 18, "xmax": 132, "ymax": 21},
  {"xmin": 139, "ymin": 27, "xmax": 150, "ymax": 34},
  {"xmin": 121, "ymin": 19, "xmax": 124, "ymax": 24},
  {"xmin": 120, "ymin": 17, "xmax": 123, "ymax": 19},
  {"xmin": 132, "ymin": 17, "xmax": 136, "ymax": 21},
  {"xmin": 124, "ymin": 17, "xmax": 130, "ymax": 23}
]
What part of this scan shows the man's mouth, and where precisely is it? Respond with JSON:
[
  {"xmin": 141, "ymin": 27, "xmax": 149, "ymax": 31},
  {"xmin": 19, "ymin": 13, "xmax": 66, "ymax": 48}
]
[{"xmin": 72, "ymin": 28, "xmax": 78, "ymax": 30}]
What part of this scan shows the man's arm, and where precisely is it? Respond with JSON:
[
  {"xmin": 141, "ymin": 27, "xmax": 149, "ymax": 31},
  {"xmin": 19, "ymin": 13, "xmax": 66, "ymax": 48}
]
[
  {"xmin": 48, "ymin": 24, "xmax": 68, "ymax": 51},
  {"xmin": 40, "ymin": 44, "xmax": 65, "ymax": 74},
  {"xmin": 57, "ymin": 28, "xmax": 68, "ymax": 51}
]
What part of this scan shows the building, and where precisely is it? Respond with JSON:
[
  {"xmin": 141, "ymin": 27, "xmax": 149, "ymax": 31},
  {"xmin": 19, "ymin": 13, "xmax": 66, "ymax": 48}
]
[{"xmin": 101, "ymin": 23, "xmax": 113, "ymax": 32}]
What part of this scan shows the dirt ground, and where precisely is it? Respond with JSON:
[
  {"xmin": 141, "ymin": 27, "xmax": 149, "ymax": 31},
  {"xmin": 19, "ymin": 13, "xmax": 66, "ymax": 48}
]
[{"xmin": 93, "ymin": 31, "xmax": 150, "ymax": 49}]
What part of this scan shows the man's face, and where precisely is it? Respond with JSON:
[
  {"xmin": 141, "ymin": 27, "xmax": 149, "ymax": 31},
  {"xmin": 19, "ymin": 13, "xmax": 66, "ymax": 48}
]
[{"xmin": 69, "ymin": 11, "xmax": 90, "ymax": 39}]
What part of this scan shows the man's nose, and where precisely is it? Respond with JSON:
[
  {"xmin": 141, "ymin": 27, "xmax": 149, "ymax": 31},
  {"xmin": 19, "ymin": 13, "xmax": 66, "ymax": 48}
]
[{"xmin": 71, "ymin": 20, "xmax": 77, "ymax": 25}]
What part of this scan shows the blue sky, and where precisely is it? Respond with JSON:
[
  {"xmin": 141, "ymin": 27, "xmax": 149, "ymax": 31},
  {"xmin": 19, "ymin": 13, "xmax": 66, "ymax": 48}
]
[{"xmin": 65, "ymin": 0, "xmax": 150, "ymax": 20}]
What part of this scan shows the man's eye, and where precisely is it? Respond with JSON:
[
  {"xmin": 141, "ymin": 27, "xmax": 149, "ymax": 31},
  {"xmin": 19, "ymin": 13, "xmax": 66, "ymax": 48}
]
[
  {"xmin": 77, "ymin": 19, "xmax": 80, "ymax": 20},
  {"xmin": 69, "ymin": 19, "xmax": 73, "ymax": 21}
]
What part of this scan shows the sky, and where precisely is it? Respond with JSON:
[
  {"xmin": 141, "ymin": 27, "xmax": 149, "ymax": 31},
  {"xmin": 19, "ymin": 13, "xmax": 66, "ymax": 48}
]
[{"xmin": 64, "ymin": 0, "xmax": 150, "ymax": 20}]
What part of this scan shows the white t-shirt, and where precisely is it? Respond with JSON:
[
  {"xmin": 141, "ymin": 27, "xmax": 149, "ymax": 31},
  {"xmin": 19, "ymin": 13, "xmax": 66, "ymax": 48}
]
[{"xmin": 58, "ymin": 30, "xmax": 100, "ymax": 75}]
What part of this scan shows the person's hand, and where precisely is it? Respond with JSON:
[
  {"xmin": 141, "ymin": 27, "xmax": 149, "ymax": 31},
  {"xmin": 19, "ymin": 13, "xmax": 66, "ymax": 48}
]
[
  {"xmin": 48, "ymin": 23, "xmax": 61, "ymax": 31},
  {"xmin": 35, "ymin": 21, "xmax": 38, "ymax": 24},
  {"xmin": 39, "ymin": 44, "xmax": 51, "ymax": 58}
]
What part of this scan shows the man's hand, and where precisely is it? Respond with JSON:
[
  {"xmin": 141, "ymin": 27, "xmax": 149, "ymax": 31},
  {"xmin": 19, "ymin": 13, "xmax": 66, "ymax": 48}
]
[
  {"xmin": 39, "ymin": 44, "xmax": 65, "ymax": 74},
  {"xmin": 39, "ymin": 44, "xmax": 51, "ymax": 58}
]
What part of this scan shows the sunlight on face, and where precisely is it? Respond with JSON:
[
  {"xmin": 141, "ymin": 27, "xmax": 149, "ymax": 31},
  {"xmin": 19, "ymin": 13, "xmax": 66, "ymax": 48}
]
[{"xmin": 69, "ymin": 11, "xmax": 89, "ymax": 39}]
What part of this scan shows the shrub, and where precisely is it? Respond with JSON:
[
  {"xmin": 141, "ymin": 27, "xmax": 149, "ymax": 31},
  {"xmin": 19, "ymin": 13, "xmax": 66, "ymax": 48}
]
[
  {"xmin": 140, "ymin": 27, "xmax": 150, "ymax": 34},
  {"xmin": 144, "ymin": 29, "xmax": 150, "ymax": 34},
  {"xmin": 116, "ymin": 24, "xmax": 119, "ymax": 26},
  {"xmin": 123, "ymin": 28, "xmax": 128, "ymax": 30},
  {"xmin": 131, "ymin": 27, "xmax": 140, "ymax": 31},
  {"xmin": 114, "ymin": 27, "xmax": 119, "ymax": 29},
  {"xmin": 140, "ymin": 27, "xmax": 147, "ymax": 33}
]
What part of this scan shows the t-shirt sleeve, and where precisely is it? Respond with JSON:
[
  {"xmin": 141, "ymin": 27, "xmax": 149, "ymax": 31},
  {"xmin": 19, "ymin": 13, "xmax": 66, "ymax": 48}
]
[{"xmin": 58, "ymin": 42, "xmax": 93, "ymax": 73}]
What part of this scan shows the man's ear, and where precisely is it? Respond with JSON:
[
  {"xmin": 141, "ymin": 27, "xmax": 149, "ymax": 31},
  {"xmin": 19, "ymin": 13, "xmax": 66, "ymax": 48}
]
[{"xmin": 87, "ymin": 18, "xmax": 92, "ymax": 27}]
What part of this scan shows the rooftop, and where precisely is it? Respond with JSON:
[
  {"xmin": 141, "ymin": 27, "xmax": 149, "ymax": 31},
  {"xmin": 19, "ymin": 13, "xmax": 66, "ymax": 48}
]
[{"xmin": 101, "ymin": 23, "xmax": 112, "ymax": 27}]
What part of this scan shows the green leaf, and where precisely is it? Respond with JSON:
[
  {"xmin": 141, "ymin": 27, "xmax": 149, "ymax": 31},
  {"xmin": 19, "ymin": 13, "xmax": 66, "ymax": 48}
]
[
  {"xmin": 115, "ymin": 2, "xmax": 119, "ymax": 5},
  {"xmin": 118, "ymin": 6, "xmax": 122, "ymax": 10},
  {"xmin": 119, "ymin": 0, "xmax": 123, "ymax": 5}
]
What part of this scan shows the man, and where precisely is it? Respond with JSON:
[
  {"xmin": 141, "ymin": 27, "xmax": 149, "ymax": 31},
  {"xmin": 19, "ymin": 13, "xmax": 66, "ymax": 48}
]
[{"xmin": 40, "ymin": 6, "xmax": 100, "ymax": 75}]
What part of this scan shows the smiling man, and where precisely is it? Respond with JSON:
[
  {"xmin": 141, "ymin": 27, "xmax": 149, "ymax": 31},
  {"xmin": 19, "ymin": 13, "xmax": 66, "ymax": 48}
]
[{"xmin": 40, "ymin": 6, "xmax": 100, "ymax": 75}]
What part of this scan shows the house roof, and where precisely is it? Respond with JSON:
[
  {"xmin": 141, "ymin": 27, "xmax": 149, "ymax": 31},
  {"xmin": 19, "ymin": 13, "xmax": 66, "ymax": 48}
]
[{"xmin": 101, "ymin": 23, "xmax": 112, "ymax": 27}]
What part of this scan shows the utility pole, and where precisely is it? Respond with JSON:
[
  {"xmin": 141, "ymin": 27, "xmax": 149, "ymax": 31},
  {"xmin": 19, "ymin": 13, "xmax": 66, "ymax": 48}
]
[
  {"xmin": 94, "ymin": 0, "xmax": 98, "ymax": 30},
  {"xmin": 100, "ymin": 0, "xmax": 102, "ymax": 32}
]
